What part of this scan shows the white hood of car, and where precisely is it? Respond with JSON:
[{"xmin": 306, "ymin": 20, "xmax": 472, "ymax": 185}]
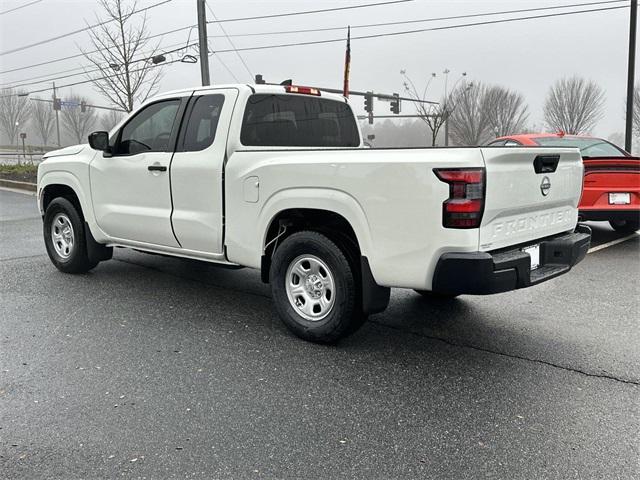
[{"xmin": 43, "ymin": 144, "xmax": 86, "ymax": 159}]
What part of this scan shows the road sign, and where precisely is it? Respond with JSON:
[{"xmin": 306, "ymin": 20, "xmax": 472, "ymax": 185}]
[{"xmin": 20, "ymin": 133, "xmax": 27, "ymax": 139}]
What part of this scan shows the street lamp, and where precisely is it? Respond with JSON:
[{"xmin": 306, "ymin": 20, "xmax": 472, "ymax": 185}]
[{"xmin": 442, "ymin": 70, "xmax": 469, "ymax": 146}]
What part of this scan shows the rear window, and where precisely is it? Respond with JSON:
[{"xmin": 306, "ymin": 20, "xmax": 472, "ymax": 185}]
[
  {"xmin": 240, "ymin": 94, "xmax": 360, "ymax": 147},
  {"xmin": 533, "ymin": 137, "xmax": 627, "ymax": 157}
]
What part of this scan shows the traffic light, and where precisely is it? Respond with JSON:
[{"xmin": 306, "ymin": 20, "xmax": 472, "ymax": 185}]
[
  {"xmin": 390, "ymin": 93, "xmax": 400, "ymax": 114},
  {"xmin": 80, "ymin": 101, "xmax": 86, "ymax": 113},
  {"xmin": 53, "ymin": 98, "xmax": 61, "ymax": 111},
  {"xmin": 364, "ymin": 91, "xmax": 373, "ymax": 114}
]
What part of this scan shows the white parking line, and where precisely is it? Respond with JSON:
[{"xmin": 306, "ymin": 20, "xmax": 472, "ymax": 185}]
[{"xmin": 588, "ymin": 232, "xmax": 639, "ymax": 254}]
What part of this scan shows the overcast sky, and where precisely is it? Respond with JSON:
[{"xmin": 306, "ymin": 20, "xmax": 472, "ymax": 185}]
[{"xmin": 0, "ymin": 0, "xmax": 635, "ymax": 138}]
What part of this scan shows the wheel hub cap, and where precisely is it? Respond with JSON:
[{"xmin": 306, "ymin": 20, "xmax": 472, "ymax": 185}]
[
  {"xmin": 285, "ymin": 255, "xmax": 335, "ymax": 321},
  {"xmin": 51, "ymin": 213, "xmax": 75, "ymax": 259}
]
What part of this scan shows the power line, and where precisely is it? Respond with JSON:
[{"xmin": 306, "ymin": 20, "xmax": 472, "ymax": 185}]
[
  {"xmin": 0, "ymin": 58, "xmax": 183, "ymax": 99},
  {"xmin": 205, "ymin": 1, "xmax": 253, "ymax": 81},
  {"xmin": 205, "ymin": 0, "xmax": 628, "ymax": 39},
  {"xmin": 0, "ymin": 0, "xmax": 173, "ymax": 56},
  {"xmin": 0, "ymin": 0, "xmax": 43, "ymax": 16},
  {"xmin": 211, "ymin": 54, "xmax": 240, "ymax": 83},
  {"xmin": 2, "ymin": 0, "xmax": 618, "ymax": 77},
  {"xmin": 0, "ymin": 0, "xmax": 411, "ymax": 71},
  {"xmin": 0, "ymin": 26, "xmax": 195, "ymax": 76},
  {"xmin": 209, "ymin": 4, "xmax": 629, "ymax": 54},
  {"xmin": 206, "ymin": 0, "xmax": 414, "ymax": 25},
  {"xmin": 1, "ymin": 1, "xmax": 628, "ymax": 88},
  {"xmin": 2, "ymin": 42, "xmax": 198, "ymax": 89}
]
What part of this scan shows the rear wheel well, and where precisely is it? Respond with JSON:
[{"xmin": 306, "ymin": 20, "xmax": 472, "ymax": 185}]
[
  {"xmin": 262, "ymin": 209, "xmax": 361, "ymax": 283},
  {"xmin": 42, "ymin": 184, "xmax": 82, "ymax": 218}
]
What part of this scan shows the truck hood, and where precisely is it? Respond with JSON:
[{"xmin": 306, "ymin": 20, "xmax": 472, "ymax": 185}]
[{"xmin": 43, "ymin": 144, "xmax": 87, "ymax": 159}]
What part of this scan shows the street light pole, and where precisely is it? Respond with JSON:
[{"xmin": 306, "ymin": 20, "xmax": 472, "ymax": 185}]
[
  {"xmin": 197, "ymin": 0, "xmax": 211, "ymax": 86},
  {"xmin": 625, "ymin": 0, "xmax": 638, "ymax": 153}
]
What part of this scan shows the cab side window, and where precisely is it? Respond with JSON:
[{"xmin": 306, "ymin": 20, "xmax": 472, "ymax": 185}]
[
  {"xmin": 115, "ymin": 100, "xmax": 181, "ymax": 155},
  {"xmin": 179, "ymin": 94, "xmax": 225, "ymax": 152}
]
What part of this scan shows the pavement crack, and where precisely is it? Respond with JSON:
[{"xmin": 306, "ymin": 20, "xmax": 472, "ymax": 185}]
[
  {"xmin": 113, "ymin": 256, "xmax": 639, "ymax": 387},
  {"xmin": 0, "ymin": 254, "xmax": 47, "ymax": 263},
  {"xmin": 370, "ymin": 319, "xmax": 640, "ymax": 386}
]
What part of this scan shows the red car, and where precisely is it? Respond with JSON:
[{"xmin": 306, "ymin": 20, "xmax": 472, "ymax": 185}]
[{"xmin": 490, "ymin": 133, "xmax": 640, "ymax": 233}]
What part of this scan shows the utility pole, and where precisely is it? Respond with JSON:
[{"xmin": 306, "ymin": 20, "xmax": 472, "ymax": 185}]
[
  {"xmin": 625, "ymin": 0, "xmax": 638, "ymax": 153},
  {"xmin": 443, "ymin": 69, "xmax": 451, "ymax": 147},
  {"xmin": 197, "ymin": 0, "xmax": 211, "ymax": 86},
  {"xmin": 53, "ymin": 82, "xmax": 61, "ymax": 147}
]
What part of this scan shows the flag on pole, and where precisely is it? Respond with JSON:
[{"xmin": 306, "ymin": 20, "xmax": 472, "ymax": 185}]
[{"xmin": 343, "ymin": 26, "xmax": 351, "ymax": 97}]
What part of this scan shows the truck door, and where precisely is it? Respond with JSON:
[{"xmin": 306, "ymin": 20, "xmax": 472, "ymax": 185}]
[
  {"xmin": 90, "ymin": 97, "xmax": 186, "ymax": 247},
  {"xmin": 169, "ymin": 88, "xmax": 238, "ymax": 254}
]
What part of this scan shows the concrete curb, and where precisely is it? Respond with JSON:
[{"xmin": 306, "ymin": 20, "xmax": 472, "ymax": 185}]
[{"xmin": 0, "ymin": 178, "xmax": 37, "ymax": 192}]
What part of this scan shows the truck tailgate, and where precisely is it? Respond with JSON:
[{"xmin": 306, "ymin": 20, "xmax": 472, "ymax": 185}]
[{"xmin": 479, "ymin": 147, "xmax": 583, "ymax": 251}]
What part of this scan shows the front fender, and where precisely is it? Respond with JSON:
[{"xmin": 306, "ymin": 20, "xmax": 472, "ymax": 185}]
[{"xmin": 38, "ymin": 171, "xmax": 106, "ymax": 242}]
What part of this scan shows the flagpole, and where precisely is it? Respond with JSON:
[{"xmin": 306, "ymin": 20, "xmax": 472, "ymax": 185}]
[{"xmin": 343, "ymin": 26, "xmax": 351, "ymax": 97}]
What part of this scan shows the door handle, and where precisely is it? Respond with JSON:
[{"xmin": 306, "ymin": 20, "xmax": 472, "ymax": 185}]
[{"xmin": 148, "ymin": 165, "xmax": 167, "ymax": 172}]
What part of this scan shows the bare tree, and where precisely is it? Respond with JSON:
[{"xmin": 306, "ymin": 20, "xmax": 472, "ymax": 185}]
[
  {"xmin": 61, "ymin": 95, "xmax": 98, "ymax": 144},
  {"xmin": 0, "ymin": 88, "xmax": 31, "ymax": 150},
  {"xmin": 544, "ymin": 77, "xmax": 605, "ymax": 134},
  {"xmin": 31, "ymin": 98, "xmax": 56, "ymax": 147},
  {"xmin": 483, "ymin": 85, "xmax": 529, "ymax": 137},
  {"xmin": 401, "ymin": 71, "xmax": 455, "ymax": 146},
  {"xmin": 82, "ymin": 0, "xmax": 162, "ymax": 112},
  {"xmin": 448, "ymin": 82, "xmax": 492, "ymax": 146},
  {"xmin": 100, "ymin": 109, "xmax": 125, "ymax": 131}
]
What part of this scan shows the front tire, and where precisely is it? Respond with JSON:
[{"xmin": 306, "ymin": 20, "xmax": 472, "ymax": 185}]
[
  {"xmin": 269, "ymin": 231, "xmax": 365, "ymax": 343},
  {"xmin": 609, "ymin": 219, "xmax": 640, "ymax": 233},
  {"xmin": 43, "ymin": 197, "xmax": 98, "ymax": 273}
]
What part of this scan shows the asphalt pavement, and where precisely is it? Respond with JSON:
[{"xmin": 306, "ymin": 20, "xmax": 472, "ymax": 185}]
[{"xmin": 1, "ymin": 188, "xmax": 638, "ymax": 479}]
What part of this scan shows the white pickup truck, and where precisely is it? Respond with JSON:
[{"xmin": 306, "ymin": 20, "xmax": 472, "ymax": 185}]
[{"xmin": 38, "ymin": 84, "xmax": 591, "ymax": 343}]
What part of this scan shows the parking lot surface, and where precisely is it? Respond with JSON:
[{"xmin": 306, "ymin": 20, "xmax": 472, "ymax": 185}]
[{"xmin": 1, "ymin": 188, "xmax": 638, "ymax": 479}]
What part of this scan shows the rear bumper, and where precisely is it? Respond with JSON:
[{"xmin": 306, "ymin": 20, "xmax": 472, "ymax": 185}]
[
  {"xmin": 432, "ymin": 225, "xmax": 591, "ymax": 295},
  {"xmin": 578, "ymin": 209, "xmax": 640, "ymax": 222}
]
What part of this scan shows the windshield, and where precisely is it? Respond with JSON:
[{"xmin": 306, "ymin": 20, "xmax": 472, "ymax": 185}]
[{"xmin": 532, "ymin": 137, "xmax": 627, "ymax": 157}]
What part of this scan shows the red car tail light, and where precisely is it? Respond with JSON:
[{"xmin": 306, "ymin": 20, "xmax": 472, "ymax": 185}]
[
  {"xmin": 285, "ymin": 85, "xmax": 321, "ymax": 96},
  {"xmin": 434, "ymin": 168, "xmax": 485, "ymax": 229}
]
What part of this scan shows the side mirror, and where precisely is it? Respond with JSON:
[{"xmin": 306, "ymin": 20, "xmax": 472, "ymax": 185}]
[{"xmin": 88, "ymin": 131, "xmax": 110, "ymax": 152}]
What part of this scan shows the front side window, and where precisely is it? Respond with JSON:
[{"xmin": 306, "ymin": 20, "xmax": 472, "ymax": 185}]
[
  {"xmin": 241, "ymin": 94, "xmax": 360, "ymax": 147},
  {"xmin": 179, "ymin": 94, "xmax": 225, "ymax": 152},
  {"xmin": 116, "ymin": 100, "xmax": 181, "ymax": 155}
]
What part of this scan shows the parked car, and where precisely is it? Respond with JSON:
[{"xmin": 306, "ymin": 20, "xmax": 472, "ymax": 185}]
[
  {"xmin": 38, "ymin": 85, "xmax": 590, "ymax": 343},
  {"xmin": 489, "ymin": 133, "xmax": 640, "ymax": 233}
]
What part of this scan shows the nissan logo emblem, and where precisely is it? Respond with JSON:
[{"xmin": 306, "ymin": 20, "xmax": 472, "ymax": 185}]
[{"xmin": 540, "ymin": 176, "xmax": 551, "ymax": 196}]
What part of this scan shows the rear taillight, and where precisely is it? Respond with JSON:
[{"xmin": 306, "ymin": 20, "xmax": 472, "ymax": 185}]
[
  {"xmin": 285, "ymin": 85, "xmax": 321, "ymax": 96},
  {"xmin": 434, "ymin": 168, "xmax": 485, "ymax": 229}
]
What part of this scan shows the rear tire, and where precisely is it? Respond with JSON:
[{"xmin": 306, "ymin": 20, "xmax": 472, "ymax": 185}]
[
  {"xmin": 43, "ymin": 197, "xmax": 98, "ymax": 273},
  {"xmin": 414, "ymin": 289, "xmax": 459, "ymax": 299},
  {"xmin": 269, "ymin": 231, "xmax": 365, "ymax": 343},
  {"xmin": 609, "ymin": 219, "xmax": 640, "ymax": 233}
]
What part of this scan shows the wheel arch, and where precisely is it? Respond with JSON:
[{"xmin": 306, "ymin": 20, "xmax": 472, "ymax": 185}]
[
  {"xmin": 39, "ymin": 172, "xmax": 91, "ymax": 222},
  {"xmin": 257, "ymin": 191, "xmax": 389, "ymax": 315},
  {"xmin": 258, "ymin": 188, "xmax": 373, "ymax": 259}
]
